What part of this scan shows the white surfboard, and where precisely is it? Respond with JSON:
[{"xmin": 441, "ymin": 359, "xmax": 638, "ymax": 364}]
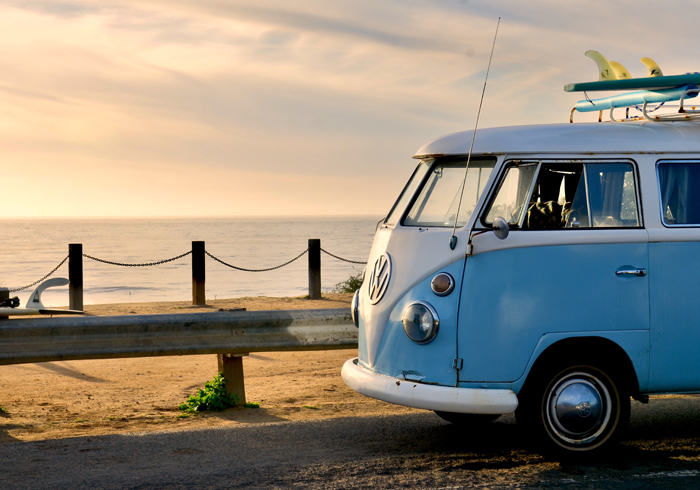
[{"xmin": 0, "ymin": 278, "xmax": 84, "ymax": 316}]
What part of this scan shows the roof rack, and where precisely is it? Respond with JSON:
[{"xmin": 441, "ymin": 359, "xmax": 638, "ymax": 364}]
[
  {"xmin": 565, "ymin": 51, "xmax": 700, "ymax": 123},
  {"xmin": 570, "ymin": 87, "xmax": 700, "ymax": 123}
]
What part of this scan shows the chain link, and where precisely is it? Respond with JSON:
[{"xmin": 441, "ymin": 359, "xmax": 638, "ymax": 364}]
[
  {"xmin": 320, "ymin": 248, "xmax": 367, "ymax": 265},
  {"xmin": 82, "ymin": 250, "xmax": 192, "ymax": 267},
  {"xmin": 206, "ymin": 248, "xmax": 309, "ymax": 272},
  {"xmin": 8, "ymin": 255, "xmax": 69, "ymax": 292}
]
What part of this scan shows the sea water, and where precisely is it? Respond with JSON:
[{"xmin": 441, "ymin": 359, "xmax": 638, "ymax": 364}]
[{"xmin": 0, "ymin": 216, "xmax": 380, "ymax": 307}]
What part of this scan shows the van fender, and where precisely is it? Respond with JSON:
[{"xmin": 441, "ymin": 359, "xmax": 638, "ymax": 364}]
[{"xmin": 512, "ymin": 330, "xmax": 649, "ymax": 396}]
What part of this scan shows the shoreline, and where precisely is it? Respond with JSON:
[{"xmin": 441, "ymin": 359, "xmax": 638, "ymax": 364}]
[{"xmin": 79, "ymin": 292, "xmax": 354, "ymax": 316}]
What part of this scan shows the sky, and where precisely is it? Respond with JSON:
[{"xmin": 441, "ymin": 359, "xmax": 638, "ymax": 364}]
[{"xmin": 1, "ymin": 0, "xmax": 698, "ymax": 218}]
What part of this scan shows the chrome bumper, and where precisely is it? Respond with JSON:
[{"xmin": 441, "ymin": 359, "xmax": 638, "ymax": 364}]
[{"xmin": 341, "ymin": 358, "xmax": 518, "ymax": 414}]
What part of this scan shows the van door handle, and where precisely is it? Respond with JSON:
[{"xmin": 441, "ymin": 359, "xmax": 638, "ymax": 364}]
[{"xmin": 616, "ymin": 269, "xmax": 647, "ymax": 277}]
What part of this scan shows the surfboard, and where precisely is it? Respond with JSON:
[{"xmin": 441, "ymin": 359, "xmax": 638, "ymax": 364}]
[
  {"xmin": 565, "ymin": 50, "xmax": 700, "ymax": 92},
  {"xmin": 0, "ymin": 277, "xmax": 84, "ymax": 316},
  {"xmin": 0, "ymin": 307, "xmax": 84, "ymax": 316},
  {"xmin": 574, "ymin": 85, "xmax": 699, "ymax": 113},
  {"xmin": 565, "ymin": 74, "xmax": 700, "ymax": 93}
]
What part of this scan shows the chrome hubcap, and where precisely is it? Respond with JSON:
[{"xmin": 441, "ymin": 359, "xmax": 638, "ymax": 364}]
[{"xmin": 546, "ymin": 371, "xmax": 612, "ymax": 444}]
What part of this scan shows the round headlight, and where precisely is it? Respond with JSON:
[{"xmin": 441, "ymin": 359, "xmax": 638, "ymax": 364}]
[
  {"xmin": 351, "ymin": 290, "xmax": 360, "ymax": 328},
  {"xmin": 431, "ymin": 272, "xmax": 454, "ymax": 296},
  {"xmin": 402, "ymin": 301, "xmax": 439, "ymax": 344}
]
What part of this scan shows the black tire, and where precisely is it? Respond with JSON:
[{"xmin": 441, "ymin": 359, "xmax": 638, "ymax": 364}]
[
  {"xmin": 516, "ymin": 362, "xmax": 630, "ymax": 454},
  {"xmin": 434, "ymin": 411, "xmax": 501, "ymax": 425}
]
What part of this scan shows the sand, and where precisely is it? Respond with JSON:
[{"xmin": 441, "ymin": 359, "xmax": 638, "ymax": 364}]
[{"xmin": 0, "ymin": 294, "xmax": 420, "ymax": 443}]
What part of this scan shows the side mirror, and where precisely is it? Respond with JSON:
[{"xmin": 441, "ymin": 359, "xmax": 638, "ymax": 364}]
[{"xmin": 493, "ymin": 217, "xmax": 509, "ymax": 240}]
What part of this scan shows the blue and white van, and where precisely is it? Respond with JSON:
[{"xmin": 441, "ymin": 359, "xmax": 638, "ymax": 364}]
[{"xmin": 342, "ymin": 121, "xmax": 700, "ymax": 453}]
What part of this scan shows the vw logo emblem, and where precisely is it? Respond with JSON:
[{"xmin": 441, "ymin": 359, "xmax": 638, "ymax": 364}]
[
  {"xmin": 368, "ymin": 253, "xmax": 392, "ymax": 304},
  {"xmin": 576, "ymin": 401, "xmax": 592, "ymax": 418}
]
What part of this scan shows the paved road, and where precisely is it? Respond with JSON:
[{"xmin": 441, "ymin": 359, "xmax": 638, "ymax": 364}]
[{"xmin": 2, "ymin": 396, "xmax": 700, "ymax": 489}]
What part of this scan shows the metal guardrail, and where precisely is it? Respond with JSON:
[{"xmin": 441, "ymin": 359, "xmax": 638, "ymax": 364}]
[
  {"xmin": 0, "ymin": 308, "xmax": 357, "ymax": 406},
  {"xmin": 0, "ymin": 308, "xmax": 356, "ymax": 366}
]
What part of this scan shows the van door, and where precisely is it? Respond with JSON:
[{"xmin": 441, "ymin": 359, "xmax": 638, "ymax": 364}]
[
  {"xmin": 457, "ymin": 160, "xmax": 649, "ymax": 383},
  {"xmin": 647, "ymin": 160, "xmax": 700, "ymax": 392}
]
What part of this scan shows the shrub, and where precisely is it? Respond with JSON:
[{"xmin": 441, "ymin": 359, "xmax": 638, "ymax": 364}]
[
  {"xmin": 333, "ymin": 270, "xmax": 363, "ymax": 293},
  {"xmin": 179, "ymin": 373, "xmax": 239, "ymax": 413}
]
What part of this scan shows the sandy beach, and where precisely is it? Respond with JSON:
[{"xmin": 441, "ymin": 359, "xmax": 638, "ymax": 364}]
[{"xmin": 0, "ymin": 294, "xmax": 420, "ymax": 443}]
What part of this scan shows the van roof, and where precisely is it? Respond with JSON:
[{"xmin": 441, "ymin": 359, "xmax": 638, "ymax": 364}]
[{"xmin": 413, "ymin": 121, "xmax": 700, "ymax": 159}]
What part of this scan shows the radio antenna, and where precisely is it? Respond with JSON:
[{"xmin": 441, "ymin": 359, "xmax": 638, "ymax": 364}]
[{"xmin": 449, "ymin": 17, "xmax": 500, "ymax": 250}]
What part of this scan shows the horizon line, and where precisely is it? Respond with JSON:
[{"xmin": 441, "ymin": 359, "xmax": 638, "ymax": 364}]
[{"xmin": 0, "ymin": 214, "xmax": 385, "ymax": 220}]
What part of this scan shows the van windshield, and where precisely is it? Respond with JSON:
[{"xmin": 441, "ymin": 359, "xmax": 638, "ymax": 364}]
[
  {"xmin": 384, "ymin": 161, "xmax": 431, "ymax": 226},
  {"xmin": 403, "ymin": 158, "xmax": 496, "ymax": 228}
]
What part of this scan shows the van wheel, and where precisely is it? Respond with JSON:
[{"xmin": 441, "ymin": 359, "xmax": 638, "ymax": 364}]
[
  {"xmin": 517, "ymin": 363, "xmax": 630, "ymax": 454},
  {"xmin": 434, "ymin": 411, "xmax": 500, "ymax": 425}
]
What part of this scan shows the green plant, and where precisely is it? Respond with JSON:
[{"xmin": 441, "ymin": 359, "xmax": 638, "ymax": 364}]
[
  {"xmin": 333, "ymin": 270, "xmax": 363, "ymax": 293},
  {"xmin": 245, "ymin": 402, "xmax": 260, "ymax": 408},
  {"xmin": 0, "ymin": 406, "xmax": 6, "ymax": 414},
  {"xmin": 302, "ymin": 405, "xmax": 320, "ymax": 410},
  {"xmin": 179, "ymin": 373, "xmax": 239, "ymax": 413}
]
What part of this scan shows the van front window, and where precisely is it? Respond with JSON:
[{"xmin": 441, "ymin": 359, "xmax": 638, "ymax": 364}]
[
  {"xmin": 384, "ymin": 161, "xmax": 431, "ymax": 226},
  {"xmin": 403, "ymin": 158, "xmax": 496, "ymax": 228}
]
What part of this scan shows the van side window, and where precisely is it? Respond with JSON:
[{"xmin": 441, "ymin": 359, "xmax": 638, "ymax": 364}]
[
  {"xmin": 484, "ymin": 163, "xmax": 538, "ymax": 226},
  {"xmin": 658, "ymin": 161, "xmax": 700, "ymax": 226},
  {"xmin": 585, "ymin": 163, "xmax": 640, "ymax": 228},
  {"xmin": 483, "ymin": 162, "xmax": 640, "ymax": 229}
]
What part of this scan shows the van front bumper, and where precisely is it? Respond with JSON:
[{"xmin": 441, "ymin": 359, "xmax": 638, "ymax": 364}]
[{"xmin": 341, "ymin": 358, "xmax": 518, "ymax": 414}]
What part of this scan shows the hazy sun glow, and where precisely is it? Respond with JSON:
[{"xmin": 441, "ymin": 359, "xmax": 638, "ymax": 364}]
[{"xmin": 1, "ymin": 0, "xmax": 697, "ymax": 217}]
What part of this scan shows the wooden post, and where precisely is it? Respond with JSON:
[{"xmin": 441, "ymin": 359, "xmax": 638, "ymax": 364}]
[
  {"xmin": 69, "ymin": 243, "xmax": 83, "ymax": 311},
  {"xmin": 308, "ymin": 238, "xmax": 321, "ymax": 299},
  {"xmin": 0, "ymin": 288, "xmax": 8, "ymax": 320},
  {"xmin": 217, "ymin": 353, "xmax": 247, "ymax": 405},
  {"xmin": 192, "ymin": 241, "xmax": 206, "ymax": 306}
]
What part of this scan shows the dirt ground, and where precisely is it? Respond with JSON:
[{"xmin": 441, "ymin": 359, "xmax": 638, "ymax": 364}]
[{"xmin": 0, "ymin": 294, "xmax": 420, "ymax": 444}]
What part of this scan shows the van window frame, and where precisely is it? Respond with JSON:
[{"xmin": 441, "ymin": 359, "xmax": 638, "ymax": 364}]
[
  {"xmin": 382, "ymin": 160, "xmax": 433, "ymax": 228},
  {"xmin": 656, "ymin": 159, "xmax": 700, "ymax": 228},
  {"xmin": 477, "ymin": 158, "xmax": 644, "ymax": 230},
  {"xmin": 390, "ymin": 156, "xmax": 498, "ymax": 229}
]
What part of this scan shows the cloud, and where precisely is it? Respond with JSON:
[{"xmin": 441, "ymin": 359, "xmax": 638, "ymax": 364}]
[
  {"xmin": 1, "ymin": 0, "xmax": 698, "ymax": 217},
  {"xmin": 8, "ymin": 0, "xmax": 103, "ymax": 18}
]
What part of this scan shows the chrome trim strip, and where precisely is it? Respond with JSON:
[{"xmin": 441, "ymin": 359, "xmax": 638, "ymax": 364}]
[{"xmin": 583, "ymin": 164, "xmax": 592, "ymax": 226}]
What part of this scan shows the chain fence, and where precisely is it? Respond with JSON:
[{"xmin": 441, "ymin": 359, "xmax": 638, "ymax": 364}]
[
  {"xmin": 82, "ymin": 251, "xmax": 192, "ymax": 267},
  {"xmin": 205, "ymin": 248, "xmax": 309, "ymax": 272},
  {"xmin": 321, "ymin": 248, "xmax": 367, "ymax": 265},
  {"xmin": 7, "ymin": 255, "xmax": 69, "ymax": 293},
  {"xmin": 6, "ymin": 246, "xmax": 366, "ymax": 291}
]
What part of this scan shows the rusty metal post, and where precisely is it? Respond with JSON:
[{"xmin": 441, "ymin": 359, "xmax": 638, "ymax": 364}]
[
  {"xmin": 69, "ymin": 244, "xmax": 83, "ymax": 311},
  {"xmin": 0, "ymin": 288, "xmax": 8, "ymax": 320},
  {"xmin": 192, "ymin": 241, "xmax": 206, "ymax": 306},
  {"xmin": 308, "ymin": 239, "xmax": 321, "ymax": 299},
  {"xmin": 217, "ymin": 353, "xmax": 247, "ymax": 405}
]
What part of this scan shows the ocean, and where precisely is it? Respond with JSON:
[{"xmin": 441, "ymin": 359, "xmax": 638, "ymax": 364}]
[{"xmin": 0, "ymin": 216, "xmax": 380, "ymax": 307}]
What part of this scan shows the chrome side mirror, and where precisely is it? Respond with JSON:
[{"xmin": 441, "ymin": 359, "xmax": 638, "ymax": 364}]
[{"xmin": 493, "ymin": 217, "xmax": 509, "ymax": 240}]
